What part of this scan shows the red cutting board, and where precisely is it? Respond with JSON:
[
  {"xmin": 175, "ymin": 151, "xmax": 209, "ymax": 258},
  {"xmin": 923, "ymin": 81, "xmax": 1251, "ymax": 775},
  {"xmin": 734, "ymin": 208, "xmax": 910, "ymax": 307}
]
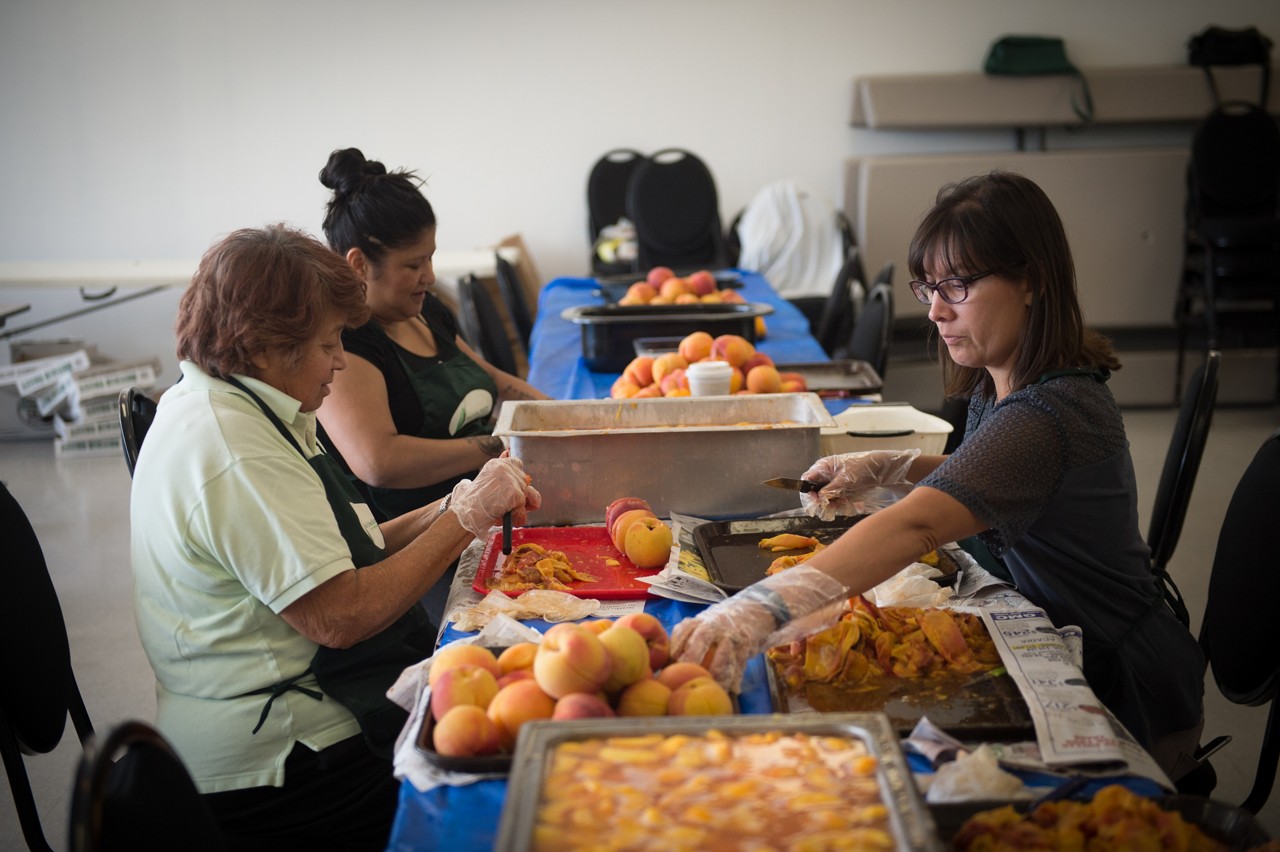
[{"xmin": 472, "ymin": 526, "xmax": 660, "ymax": 599}]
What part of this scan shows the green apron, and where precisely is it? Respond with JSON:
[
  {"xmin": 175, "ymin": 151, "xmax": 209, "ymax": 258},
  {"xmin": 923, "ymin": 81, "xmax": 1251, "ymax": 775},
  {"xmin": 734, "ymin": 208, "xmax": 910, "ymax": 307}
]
[
  {"xmin": 228, "ymin": 378, "xmax": 437, "ymax": 759},
  {"xmin": 362, "ymin": 323, "xmax": 498, "ymax": 520}
]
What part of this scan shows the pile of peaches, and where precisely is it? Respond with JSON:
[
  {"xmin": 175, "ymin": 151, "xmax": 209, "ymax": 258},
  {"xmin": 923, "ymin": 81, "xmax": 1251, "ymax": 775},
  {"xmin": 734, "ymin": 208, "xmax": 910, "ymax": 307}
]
[
  {"xmin": 611, "ymin": 330, "xmax": 810, "ymax": 399},
  {"xmin": 428, "ymin": 614, "xmax": 734, "ymax": 758},
  {"xmin": 617, "ymin": 266, "xmax": 746, "ymax": 306},
  {"xmin": 605, "ymin": 495, "xmax": 672, "ymax": 570}
]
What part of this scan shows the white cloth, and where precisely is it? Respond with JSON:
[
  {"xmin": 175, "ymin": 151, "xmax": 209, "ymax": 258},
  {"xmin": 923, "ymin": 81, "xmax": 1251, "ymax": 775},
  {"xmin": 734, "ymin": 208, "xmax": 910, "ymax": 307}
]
[
  {"xmin": 130, "ymin": 362, "xmax": 364, "ymax": 793},
  {"xmin": 735, "ymin": 180, "xmax": 846, "ymax": 299}
]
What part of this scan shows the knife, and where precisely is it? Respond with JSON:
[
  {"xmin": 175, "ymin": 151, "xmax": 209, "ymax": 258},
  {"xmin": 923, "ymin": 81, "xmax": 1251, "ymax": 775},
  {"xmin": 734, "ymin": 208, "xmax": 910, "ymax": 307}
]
[{"xmin": 762, "ymin": 477, "xmax": 824, "ymax": 493}]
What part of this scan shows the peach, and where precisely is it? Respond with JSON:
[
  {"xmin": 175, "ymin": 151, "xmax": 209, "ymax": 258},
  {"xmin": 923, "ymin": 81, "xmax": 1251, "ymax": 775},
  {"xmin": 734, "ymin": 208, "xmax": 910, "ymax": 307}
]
[
  {"xmin": 658, "ymin": 367, "xmax": 687, "ymax": 396},
  {"xmin": 533, "ymin": 622, "xmax": 613, "ymax": 699},
  {"xmin": 497, "ymin": 669, "xmax": 535, "ymax": 689},
  {"xmin": 615, "ymin": 677, "xmax": 672, "ymax": 717},
  {"xmin": 659, "ymin": 277, "xmax": 691, "ymax": 300},
  {"xmin": 719, "ymin": 288, "xmax": 746, "ymax": 304},
  {"xmin": 740, "ymin": 351, "xmax": 775, "ymax": 375},
  {"xmin": 598, "ymin": 624, "xmax": 653, "ymax": 694},
  {"xmin": 674, "ymin": 292, "xmax": 699, "ymax": 304},
  {"xmin": 610, "ymin": 375, "xmax": 642, "ymax": 399},
  {"xmin": 728, "ymin": 366, "xmax": 745, "ymax": 394},
  {"xmin": 665, "ymin": 387, "xmax": 691, "ymax": 397},
  {"xmin": 497, "ymin": 642, "xmax": 538, "ymax": 674},
  {"xmin": 668, "ymin": 676, "xmax": 734, "ymax": 716},
  {"xmin": 710, "ymin": 334, "xmax": 755, "ymax": 368},
  {"xmin": 745, "ymin": 364, "xmax": 783, "ymax": 394},
  {"xmin": 778, "ymin": 371, "xmax": 808, "ymax": 392},
  {"xmin": 431, "ymin": 664, "xmax": 500, "ymax": 721},
  {"xmin": 428, "ymin": 643, "xmax": 501, "ymax": 689},
  {"xmin": 433, "ymin": 704, "xmax": 503, "ymax": 757},
  {"xmin": 646, "ymin": 266, "xmax": 675, "ymax": 288},
  {"xmin": 622, "ymin": 355, "xmax": 655, "ymax": 389},
  {"xmin": 605, "ymin": 497, "xmax": 652, "ymax": 535},
  {"xmin": 655, "ymin": 661, "xmax": 714, "ymax": 691},
  {"xmin": 633, "ymin": 384, "xmax": 661, "ymax": 398},
  {"xmin": 651, "ymin": 352, "xmax": 689, "ymax": 386},
  {"xmin": 678, "ymin": 331, "xmax": 713, "ymax": 363},
  {"xmin": 624, "ymin": 281, "xmax": 657, "ymax": 303},
  {"xmin": 552, "ymin": 692, "xmax": 616, "ymax": 720},
  {"xmin": 487, "ymin": 678, "xmax": 555, "ymax": 750},
  {"xmin": 614, "ymin": 612, "xmax": 670, "ymax": 669},
  {"xmin": 687, "ymin": 269, "xmax": 717, "ymax": 296},
  {"xmin": 624, "ymin": 516, "xmax": 673, "ymax": 570},
  {"xmin": 699, "ymin": 293, "xmax": 723, "ymax": 304},
  {"xmin": 580, "ymin": 619, "xmax": 613, "ymax": 636},
  {"xmin": 611, "ymin": 508, "xmax": 657, "ymax": 553}
]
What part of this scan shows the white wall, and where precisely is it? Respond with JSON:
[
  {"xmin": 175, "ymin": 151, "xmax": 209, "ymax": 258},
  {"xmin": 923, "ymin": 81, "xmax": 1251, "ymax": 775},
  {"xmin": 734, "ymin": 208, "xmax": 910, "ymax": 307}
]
[{"xmin": 4, "ymin": 0, "xmax": 1277, "ymax": 277}]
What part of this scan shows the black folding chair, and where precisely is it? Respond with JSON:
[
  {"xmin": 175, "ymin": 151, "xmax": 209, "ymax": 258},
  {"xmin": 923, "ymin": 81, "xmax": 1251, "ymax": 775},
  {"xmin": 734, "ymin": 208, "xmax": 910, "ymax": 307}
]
[
  {"xmin": 813, "ymin": 247, "xmax": 866, "ymax": 357},
  {"xmin": 1147, "ymin": 350, "xmax": 1221, "ymax": 627},
  {"xmin": 118, "ymin": 386, "xmax": 158, "ymax": 478},
  {"xmin": 625, "ymin": 148, "xmax": 726, "ymax": 272},
  {"xmin": 456, "ymin": 274, "xmax": 519, "ymax": 377},
  {"xmin": 842, "ymin": 262, "xmax": 894, "ymax": 379},
  {"xmin": 1, "ymin": 481, "xmax": 95, "ymax": 852},
  {"xmin": 494, "ymin": 253, "xmax": 534, "ymax": 353},
  {"xmin": 587, "ymin": 148, "xmax": 645, "ymax": 275},
  {"xmin": 68, "ymin": 720, "xmax": 226, "ymax": 851}
]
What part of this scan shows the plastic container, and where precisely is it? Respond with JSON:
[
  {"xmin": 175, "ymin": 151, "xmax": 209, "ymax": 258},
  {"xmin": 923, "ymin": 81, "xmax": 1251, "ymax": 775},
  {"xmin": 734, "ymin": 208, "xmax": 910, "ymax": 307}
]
[
  {"xmin": 820, "ymin": 403, "xmax": 953, "ymax": 456},
  {"xmin": 686, "ymin": 360, "xmax": 733, "ymax": 396},
  {"xmin": 560, "ymin": 303, "xmax": 773, "ymax": 372}
]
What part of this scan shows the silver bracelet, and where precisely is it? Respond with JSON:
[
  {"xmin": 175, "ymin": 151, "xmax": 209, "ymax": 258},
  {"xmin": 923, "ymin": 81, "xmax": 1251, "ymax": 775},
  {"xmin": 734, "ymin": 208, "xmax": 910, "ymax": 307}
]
[{"xmin": 437, "ymin": 492, "xmax": 451, "ymax": 516}]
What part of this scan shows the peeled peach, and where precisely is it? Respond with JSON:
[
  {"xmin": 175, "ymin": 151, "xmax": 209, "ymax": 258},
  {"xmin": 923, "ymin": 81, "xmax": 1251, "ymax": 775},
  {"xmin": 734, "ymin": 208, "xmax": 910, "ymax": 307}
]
[
  {"xmin": 497, "ymin": 642, "xmax": 538, "ymax": 675},
  {"xmin": 655, "ymin": 661, "xmax": 714, "ymax": 691},
  {"xmin": 651, "ymin": 352, "xmax": 689, "ymax": 386},
  {"xmin": 614, "ymin": 612, "xmax": 670, "ymax": 670},
  {"xmin": 533, "ymin": 623, "xmax": 613, "ymax": 699},
  {"xmin": 430, "ymin": 664, "xmax": 500, "ymax": 721},
  {"xmin": 616, "ymin": 677, "xmax": 672, "ymax": 717},
  {"xmin": 678, "ymin": 331, "xmax": 713, "ymax": 363},
  {"xmin": 428, "ymin": 643, "xmax": 501, "ymax": 689},
  {"xmin": 745, "ymin": 364, "xmax": 782, "ymax": 394},
  {"xmin": 687, "ymin": 270, "xmax": 717, "ymax": 296},
  {"xmin": 668, "ymin": 676, "xmax": 734, "ymax": 716},
  {"xmin": 433, "ymin": 704, "xmax": 503, "ymax": 757},
  {"xmin": 598, "ymin": 624, "xmax": 653, "ymax": 693},
  {"xmin": 487, "ymin": 678, "xmax": 555, "ymax": 750},
  {"xmin": 611, "ymin": 508, "xmax": 657, "ymax": 553},
  {"xmin": 552, "ymin": 692, "xmax": 616, "ymax": 720},
  {"xmin": 646, "ymin": 266, "xmax": 675, "ymax": 288},
  {"xmin": 623, "ymin": 516, "xmax": 673, "ymax": 570},
  {"xmin": 624, "ymin": 281, "xmax": 657, "ymax": 303},
  {"xmin": 622, "ymin": 355, "xmax": 655, "ymax": 388}
]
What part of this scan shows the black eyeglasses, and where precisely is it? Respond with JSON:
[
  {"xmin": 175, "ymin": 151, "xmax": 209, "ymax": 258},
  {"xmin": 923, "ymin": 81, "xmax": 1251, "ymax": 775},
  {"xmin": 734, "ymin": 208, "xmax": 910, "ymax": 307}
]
[{"xmin": 908, "ymin": 270, "xmax": 998, "ymax": 305}]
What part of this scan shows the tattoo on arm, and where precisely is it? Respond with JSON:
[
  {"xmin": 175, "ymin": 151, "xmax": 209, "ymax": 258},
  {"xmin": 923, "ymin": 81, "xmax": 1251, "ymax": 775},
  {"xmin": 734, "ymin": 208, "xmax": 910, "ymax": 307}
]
[
  {"xmin": 470, "ymin": 435, "xmax": 506, "ymax": 458},
  {"xmin": 499, "ymin": 383, "xmax": 540, "ymax": 401}
]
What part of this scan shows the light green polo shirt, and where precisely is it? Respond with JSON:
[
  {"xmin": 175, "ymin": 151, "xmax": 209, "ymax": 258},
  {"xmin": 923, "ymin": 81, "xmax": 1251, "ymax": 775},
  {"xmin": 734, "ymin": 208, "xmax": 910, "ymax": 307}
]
[{"xmin": 130, "ymin": 362, "xmax": 365, "ymax": 793}]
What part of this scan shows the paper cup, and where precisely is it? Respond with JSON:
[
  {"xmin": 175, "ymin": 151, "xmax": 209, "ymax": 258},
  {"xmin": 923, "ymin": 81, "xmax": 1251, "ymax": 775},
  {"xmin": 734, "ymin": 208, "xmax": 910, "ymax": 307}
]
[{"xmin": 687, "ymin": 361, "xmax": 733, "ymax": 396}]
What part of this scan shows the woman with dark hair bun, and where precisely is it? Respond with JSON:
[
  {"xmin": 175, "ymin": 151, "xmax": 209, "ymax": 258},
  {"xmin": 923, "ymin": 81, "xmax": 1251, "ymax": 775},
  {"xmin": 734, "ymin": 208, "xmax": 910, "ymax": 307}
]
[
  {"xmin": 670, "ymin": 172, "xmax": 1204, "ymax": 779},
  {"xmin": 315, "ymin": 148, "xmax": 549, "ymax": 533}
]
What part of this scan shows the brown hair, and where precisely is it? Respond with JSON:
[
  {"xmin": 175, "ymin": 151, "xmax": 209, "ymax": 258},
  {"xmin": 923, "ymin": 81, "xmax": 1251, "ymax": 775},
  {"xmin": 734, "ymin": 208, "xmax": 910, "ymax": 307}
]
[
  {"xmin": 175, "ymin": 224, "xmax": 370, "ymax": 378},
  {"xmin": 907, "ymin": 171, "xmax": 1120, "ymax": 399}
]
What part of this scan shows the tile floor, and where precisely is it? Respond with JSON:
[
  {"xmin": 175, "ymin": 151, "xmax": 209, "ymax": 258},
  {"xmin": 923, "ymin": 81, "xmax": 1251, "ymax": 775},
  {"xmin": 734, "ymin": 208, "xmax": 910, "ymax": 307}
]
[{"xmin": 1, "ymin": 403, "xmax": 1278, "ymax": 849}]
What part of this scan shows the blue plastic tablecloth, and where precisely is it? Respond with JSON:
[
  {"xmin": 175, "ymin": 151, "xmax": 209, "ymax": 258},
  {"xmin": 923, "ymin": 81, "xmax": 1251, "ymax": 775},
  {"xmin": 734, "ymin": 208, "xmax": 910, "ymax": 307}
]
[{"xmin": 524, "ymin": 271, "xmax": 833, "ymax": 403}]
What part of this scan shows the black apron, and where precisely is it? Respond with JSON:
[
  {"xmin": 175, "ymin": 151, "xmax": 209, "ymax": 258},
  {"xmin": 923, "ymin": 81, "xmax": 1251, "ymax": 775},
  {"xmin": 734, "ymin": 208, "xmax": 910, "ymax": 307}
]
[{"xmin": 227, "ymin": 378, "xmax": 437, "ymax": 759}]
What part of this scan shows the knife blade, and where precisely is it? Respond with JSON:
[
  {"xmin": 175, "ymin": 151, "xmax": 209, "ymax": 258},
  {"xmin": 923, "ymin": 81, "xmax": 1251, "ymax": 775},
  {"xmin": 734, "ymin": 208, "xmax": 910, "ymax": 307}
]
[{"xmin": 762, "ymin": 477, "xmax": 824, "ymax": 493}]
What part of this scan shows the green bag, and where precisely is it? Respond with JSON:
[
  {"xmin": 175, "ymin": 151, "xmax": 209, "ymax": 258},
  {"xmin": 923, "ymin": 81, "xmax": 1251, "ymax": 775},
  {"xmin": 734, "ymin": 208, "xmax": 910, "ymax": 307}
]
[{"xmin": 984, "ymin": 35, "xmax": 1094, "ymax": 122}]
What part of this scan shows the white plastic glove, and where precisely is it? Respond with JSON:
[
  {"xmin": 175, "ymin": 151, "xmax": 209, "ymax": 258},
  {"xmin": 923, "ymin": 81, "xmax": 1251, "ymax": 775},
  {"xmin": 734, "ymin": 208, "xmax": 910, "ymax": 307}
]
[
  {"xmin": 670, "ymin": 564, "xmax": 849, "ymax": 693},
  {"xmin": 800, "ymin": 448, "xmax": 921, "ymax": 520},
  {"xmin": 447, "ymin": 456, "xmax": 542, "ymax": 540}
]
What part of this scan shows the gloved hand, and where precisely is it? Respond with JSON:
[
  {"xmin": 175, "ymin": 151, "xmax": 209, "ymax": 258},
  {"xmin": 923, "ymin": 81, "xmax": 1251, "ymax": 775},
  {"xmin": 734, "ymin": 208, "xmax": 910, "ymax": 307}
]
[
  {"xmin": 800, "ymin": 448, "xmax": 921, "ymax": 520},
  {"xmin": 670, "ymin": 564, "xmax": 849, "ymax": 693},
  {"xmin": 448, "ymin": 456, "xmax": 542, "ymax": 540}
]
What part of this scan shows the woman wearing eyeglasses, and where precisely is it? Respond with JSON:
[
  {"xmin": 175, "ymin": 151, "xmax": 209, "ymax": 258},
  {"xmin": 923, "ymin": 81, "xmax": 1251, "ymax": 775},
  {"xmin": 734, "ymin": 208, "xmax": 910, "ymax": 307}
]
[{"xmin": 670, "ymin": 171, "xmax": 1204, "ymax": 777}]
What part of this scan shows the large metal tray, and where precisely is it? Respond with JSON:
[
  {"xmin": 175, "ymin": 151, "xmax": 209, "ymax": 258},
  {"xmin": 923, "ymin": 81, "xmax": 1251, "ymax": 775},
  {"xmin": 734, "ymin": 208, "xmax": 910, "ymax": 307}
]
[
  {"xmin": 495, "ymin": 394, "xmax": 835, "ymax": 525},
  {"xmin": 494, "ymin": 712, "xmax": 942, "ymax": 852},
  {"xmin": 692, "ymin": 515, "xmax": 868, "ymax": 592}
]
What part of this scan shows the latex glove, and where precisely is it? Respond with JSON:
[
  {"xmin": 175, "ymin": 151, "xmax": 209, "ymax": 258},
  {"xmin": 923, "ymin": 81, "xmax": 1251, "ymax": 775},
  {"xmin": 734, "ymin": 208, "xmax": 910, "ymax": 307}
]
[
  {"xmin": 448, "ymin": 456, "xmax": 542, "ymax": 540},
  {"xmin": 800, "ymin": 448, "xmax": 921, "ymax": 520},
  {"xmin": 670, "ymin": 564, "xmax": 849, "ymax": 693}
]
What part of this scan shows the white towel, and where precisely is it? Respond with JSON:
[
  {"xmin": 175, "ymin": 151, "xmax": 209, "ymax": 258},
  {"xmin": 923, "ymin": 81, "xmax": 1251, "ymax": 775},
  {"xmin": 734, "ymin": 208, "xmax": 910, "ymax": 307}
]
[{"xmin": 736, "ymin": 180, "xmax": 845, "ymax": 299}]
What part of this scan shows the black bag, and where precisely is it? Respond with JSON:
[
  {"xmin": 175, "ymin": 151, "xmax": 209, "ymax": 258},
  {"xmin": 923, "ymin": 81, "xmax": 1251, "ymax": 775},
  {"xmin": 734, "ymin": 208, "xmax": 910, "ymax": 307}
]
[
  {"xmin": 1187, "ymin": 26, "xmax": 1273, "ymax": 108},
  {"xmin": 984, "ymin": 35, "xmax": 1094, "ymax": 122}
]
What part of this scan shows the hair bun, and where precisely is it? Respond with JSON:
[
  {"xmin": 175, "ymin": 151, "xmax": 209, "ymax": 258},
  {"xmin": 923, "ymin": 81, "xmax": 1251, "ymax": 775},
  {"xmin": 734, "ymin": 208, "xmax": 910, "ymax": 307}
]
[{"xmin": 320, "ymin": 147, "xmax": 387, "ymax": 196}]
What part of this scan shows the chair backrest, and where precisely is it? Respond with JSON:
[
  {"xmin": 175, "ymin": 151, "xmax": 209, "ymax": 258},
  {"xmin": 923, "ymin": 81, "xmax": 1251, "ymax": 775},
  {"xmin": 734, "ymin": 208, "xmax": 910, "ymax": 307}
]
[
  {"xmin": 1148, "ymin": 350, "xmax": 1221, "ymax": 575},
  {"xmin": 457, "ymin": 274, "xmax": 519, "ymax": 376},
  {"xmin": 118, "ymin": 387, "xmax": 158, "ymax": 478},
  {"xmin": 69, "ymin": 720, "xmax": 227, "ymax": 852},
  {"xmin": 494, "ymin": 253, "xmax": 534, "ymax": 353},
  {"xmin": 844, "ymin": 262, "xmax": 895, "ymax": 378},
  {"xmin": 814, "ymin": 247, "xmax": 866, "ymax": 357},
  {"xmin": 626, "ymin": 148, "xmax": 725, "ymax": 271},
  {"xmin": 1189, "ymin": 104, "xmax": 1280, "ymax": 221},
  {"xmin": 1199, "ymin": 426, "xmax": 1280, "ymax": 813},
  {"xmin": 587, "ymin": 148, "xmax": 645, "ymax": 243},
  {"xmin": 1, "ymin": 481, "xmax": 94, "ymax": 852}
]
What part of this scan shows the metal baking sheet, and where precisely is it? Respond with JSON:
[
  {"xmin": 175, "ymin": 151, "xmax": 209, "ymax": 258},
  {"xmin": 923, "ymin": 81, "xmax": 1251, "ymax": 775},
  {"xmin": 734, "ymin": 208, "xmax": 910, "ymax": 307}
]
[
  {"xmin": 691, "ymin": 515, "xmax": 868, "ymax": 592},
  {"xmin": 473, "ymin": 526, "xmax": 659, "ymax": 599},
  {"xmin": 494, "ymin": 713, "xmax": 942, "ymax": 852},
  {"xmin": 774, "ymin": 359, "xmax": 883, "ymax": 397}
]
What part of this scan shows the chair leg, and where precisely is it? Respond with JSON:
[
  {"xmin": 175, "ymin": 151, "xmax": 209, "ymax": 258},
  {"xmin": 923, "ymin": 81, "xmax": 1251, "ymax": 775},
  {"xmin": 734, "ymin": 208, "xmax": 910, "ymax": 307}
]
[{"xmin": 1242, "ymin": 694, "xmax": 1280, "ymax": 814}]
